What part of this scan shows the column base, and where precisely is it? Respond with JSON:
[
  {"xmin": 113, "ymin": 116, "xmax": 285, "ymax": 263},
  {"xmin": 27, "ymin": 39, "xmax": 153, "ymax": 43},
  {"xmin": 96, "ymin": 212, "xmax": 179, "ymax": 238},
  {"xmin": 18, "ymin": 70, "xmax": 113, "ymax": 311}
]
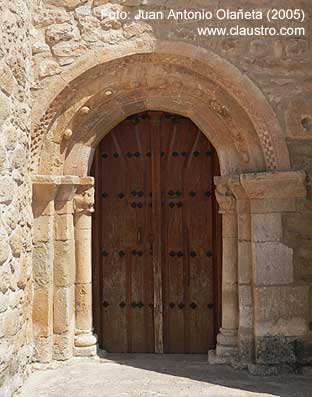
[
  {"xmin": 209, "ymin": 328, "xmax": 238, "ymax": 364},
  {"xmin": 74, "ymin": 332, "xmax": 98, "ymax": 357},
  {"xmin": 208, "ymin": 350, "xmax": 232, "ymax": 365}
]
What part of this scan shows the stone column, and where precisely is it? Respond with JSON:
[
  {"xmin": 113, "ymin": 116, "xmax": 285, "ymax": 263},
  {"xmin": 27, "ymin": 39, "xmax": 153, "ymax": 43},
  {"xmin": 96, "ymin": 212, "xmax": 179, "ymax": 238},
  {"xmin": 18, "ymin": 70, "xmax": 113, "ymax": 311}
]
[
  {"xmin": 229, "ymin": 177, "xmax": 255, "ymax": 363},
  {"xmin": 209, "ymin": 179, "xmax": 239, "ymax": 363},
  {"xmin": 32, "ymin": 177, "xmax": 57, "ymax": 362},
  {"xmin": 53, "ymin": 177, "xmax": 78, "ymax": 360},
  {"xmin": 73, "ymin": 178, "xmax": 97, "ymax": 356}
]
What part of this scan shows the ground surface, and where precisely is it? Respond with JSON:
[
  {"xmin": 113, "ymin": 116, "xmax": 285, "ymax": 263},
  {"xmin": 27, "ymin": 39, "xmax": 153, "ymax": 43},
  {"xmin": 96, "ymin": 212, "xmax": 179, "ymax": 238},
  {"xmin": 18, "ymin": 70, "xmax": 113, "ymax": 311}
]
[{"xmin": 17, "ymin": 354, "xmax": 312, "ymax": 397}]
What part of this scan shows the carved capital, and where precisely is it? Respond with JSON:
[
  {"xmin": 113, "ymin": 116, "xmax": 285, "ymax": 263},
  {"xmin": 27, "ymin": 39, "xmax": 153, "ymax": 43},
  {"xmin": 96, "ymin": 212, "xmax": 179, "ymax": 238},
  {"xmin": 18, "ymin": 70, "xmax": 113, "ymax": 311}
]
[
  {"xmin": 215, "ymin": 183, "xmax": 236, "ymax": 214},
  {"xmin": 74, "ymin": 185, "xmax": 95, "ymax": 215}
]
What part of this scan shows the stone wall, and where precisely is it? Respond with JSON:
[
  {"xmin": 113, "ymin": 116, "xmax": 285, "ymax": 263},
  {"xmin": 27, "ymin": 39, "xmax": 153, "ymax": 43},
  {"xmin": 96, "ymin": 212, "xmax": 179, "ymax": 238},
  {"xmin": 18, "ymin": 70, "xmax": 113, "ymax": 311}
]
[{"xmin": 0, "ymin": 1, "xmax": 33, "ymax": 396}]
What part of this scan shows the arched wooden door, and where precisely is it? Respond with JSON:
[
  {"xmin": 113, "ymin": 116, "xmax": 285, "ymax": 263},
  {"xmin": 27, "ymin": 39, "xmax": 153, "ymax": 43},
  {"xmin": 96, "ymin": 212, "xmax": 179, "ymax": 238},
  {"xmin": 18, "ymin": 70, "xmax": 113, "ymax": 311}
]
[{"xmin": 92, "ymin": 112, "xmax": 221, "ymax": 353}]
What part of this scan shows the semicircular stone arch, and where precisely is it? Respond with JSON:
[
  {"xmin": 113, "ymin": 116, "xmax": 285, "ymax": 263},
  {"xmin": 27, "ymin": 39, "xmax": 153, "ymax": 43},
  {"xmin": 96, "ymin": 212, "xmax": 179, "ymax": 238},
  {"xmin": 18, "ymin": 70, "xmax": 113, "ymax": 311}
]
[{"xmin": 31, "ymin": 40, "xmax": 290, "ymax": 177}]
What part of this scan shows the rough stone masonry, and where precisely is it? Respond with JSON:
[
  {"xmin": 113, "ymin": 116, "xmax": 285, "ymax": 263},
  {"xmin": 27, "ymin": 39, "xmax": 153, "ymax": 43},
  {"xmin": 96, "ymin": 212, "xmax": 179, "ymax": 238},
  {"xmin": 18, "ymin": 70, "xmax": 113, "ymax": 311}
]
[{"xmin": 0, "ymin": 0, "xmax": 312, "ymax": 396}]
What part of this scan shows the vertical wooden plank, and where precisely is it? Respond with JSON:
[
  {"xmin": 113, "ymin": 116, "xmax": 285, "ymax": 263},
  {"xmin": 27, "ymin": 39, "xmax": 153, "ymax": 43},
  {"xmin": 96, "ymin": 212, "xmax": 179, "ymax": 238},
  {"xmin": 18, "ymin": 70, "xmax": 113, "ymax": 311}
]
[{"xmin": 150, "ymin": 112, "xmax": 164, "ymax": 354}]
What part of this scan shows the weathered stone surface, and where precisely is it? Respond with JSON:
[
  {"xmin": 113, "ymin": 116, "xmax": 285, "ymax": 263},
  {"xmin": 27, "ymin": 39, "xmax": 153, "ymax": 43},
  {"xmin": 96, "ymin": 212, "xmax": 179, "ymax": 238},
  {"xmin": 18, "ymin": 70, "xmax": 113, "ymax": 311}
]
[
  {"xmin": 32, "ymin": 42, "xmax": 51, "ymax": 55},
  {"xmin": 33, "ymin": 8, "xmax": 71, "ymax": 27},
  {"xmin": 253, "ymin": 242, "xmax": 293, "ymax": 286},
  {"xmin": 284, "ymin": 213, "xmax": 312, "ymax": 241},
  {"xmin": 252, "ymin": 213, "xmax": 282, "ymax": 242},
  {"xmin": 32, "ymin": 243, "xmax": 52, "ymax": 287},
  {"xmin": 54, "ymin": 240, "xmax": 75, "ymax": 287},
  {"xmin": 0, "ymin": 62, "xmax": 16, "ymax": 96},
  {"xmin": 254, "ymin": 286, "xmax": 309, "ymax": 337},
  {"xmin": 10, "ymin": 226, "xmax": 23, "ymax": 257},
  {"xmin": 52, "ymin": 41, "xmax": 86, "ymax": 57},
  {"xmin": 45, "ymin": 0, "xmax": 88, "ymax": 10},
  {"xmin": 0, "ymin": 91, "xmax": 11, "ymax": 125},
  {"xmin": 4, "ymin": 126, "xmax": 17, "ymax": 151},
  {"xmin": 53, "ymin": 286, "xmax": 74, "ymax": 334},
  {"xmin": 52, "ymin": 333, "xmax": 73, "ymax": 361},
  {"xmin": 33, "ymin": 287, "xmax": 52, "ymax": 338},
  {"xmin": 0, "ymin": 176, "xmax": 16, "ymax": 205},
  {"xmin": 123, "ymin": 22, "xmax": 153, "ymax": 39},
  {"xmin": 0, "ymin": 235, "xmax": 10, "ymax": 266},
  {"xmin": 255, "ymin": 335, "xmax": 296, "ymax": 365},
  {"xmin": 39, "ymin": 60, "xmax": 62, "ymax": 78},
  {"xmin": 46, "ymin": 23, "xmax": 78, "ymax": 44}
]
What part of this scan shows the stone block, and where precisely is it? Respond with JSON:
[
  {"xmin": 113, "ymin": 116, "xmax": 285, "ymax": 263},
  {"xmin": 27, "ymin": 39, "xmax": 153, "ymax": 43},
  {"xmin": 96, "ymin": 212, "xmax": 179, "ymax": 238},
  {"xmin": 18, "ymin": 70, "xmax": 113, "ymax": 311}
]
[
  {"xmin": 46, "ymin": 0, "xmax": 87, "ymax": 10},
  {"xmin": 9, "ymin": 226, "xmax": 23, "ymax": 257},
  {"xmin": 39, "ymin": 60, "xmax": 62, "ymax": 78},
  {"xmin": 0, "ymin": 237, "xmax": 10, "ymax": 266},
  {"xmin": 255, "ymin": 335, "xmax": 296, "ymax": 365},
  {"xmin": 33, "ymin": 243, "xmax": 53, "ymax": 287},
  {"xmin": 0, "ymin": 91, "xmax": 12, "ymax": 126},
  {"xmin": 284, "ymin": 213, "xmax": 312, "ymax": 242},
  {"xmin": 0, "ymin": 61, "xmax": 16, "ymax": 96},
  {"xmin": 250, "ymin": 198, "xmax": 296, "ymax": 213},
  {"xmin": 293, "ymin": 244, "xmax": 312, "ymax": 283},
  {"xmin": 52, "ymin": 42, "xmax": 86, "ymax": 58},
  {"xmin": 55, "ymin": 213, "xmax": 74, "ymax": 241},
  {"xmin": 34, "ymin": 336, "xmax": 53, "ymax": 363},
  {"xmin": 53, "ymin": 333, "xmax": 73, "ymax": 361},
  {"xmin": 46, "ymin": 23, "xmax": 78, "ymax": 44},
  {"xmin": 296, "ymin": 338, "xmax": 312, "ymax": 365},
  {"xmin": 254, "ymin": 286, "xmax": 309, "ymax": 337},
  {"xmin": 252, "ymin": 213, "xmax": 282, "ymax": 242},
  {"xmin": 222, "ymin": 213, "xmax": 237, "ymax": 238},
  {"xmin": 54, "ymin": 240, "xmax": 75, "ymax": 287},
  {"xmin": 239, "ymin": 285, "xmax": 253, "ymax": 329},
  {"xmin": 33, "ymin": 215, "xmax": 54, "ymax": 243},
  {"xmin": 0, "ymin": 308, "xmax": 20, "ymax": 337},
  {"xmin": 239, "ymin": 334, "xmax": 255, "ymax": 363},
  {"xmin": 0, "ymin": 176, "xmax": 16, "ymax": 205},
  {"xmin": 53, "ymin": 286, "xmax": 74, "ymax": 335},
  {"xmin": 222, "ymin": 238, "xmax": 237, "ymax": 284},
  {"xmin": 253, "ymin": 242, "xmax": 293, "ymax": 286},
  {"xmin": 241, "ymin": 171, "xmax": 306, "ymax": 200},
  {"xmin": 238, "ymin": 241, "xmax": 252, "ymax": 284},
  {"xmin": 237, "ymin": 213, "xmax": 251, "ymax": 241},
  {"xmin": 33, "ymin": 287, "xmax": 53, "ymax": 338}
]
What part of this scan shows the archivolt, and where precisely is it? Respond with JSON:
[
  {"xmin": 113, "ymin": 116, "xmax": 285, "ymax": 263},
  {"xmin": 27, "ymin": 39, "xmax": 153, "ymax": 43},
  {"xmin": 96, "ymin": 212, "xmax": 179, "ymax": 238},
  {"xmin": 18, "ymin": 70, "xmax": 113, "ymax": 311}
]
[{"xmin": 31, "ymin": 40, "xmax": 290, "ymax": 177}]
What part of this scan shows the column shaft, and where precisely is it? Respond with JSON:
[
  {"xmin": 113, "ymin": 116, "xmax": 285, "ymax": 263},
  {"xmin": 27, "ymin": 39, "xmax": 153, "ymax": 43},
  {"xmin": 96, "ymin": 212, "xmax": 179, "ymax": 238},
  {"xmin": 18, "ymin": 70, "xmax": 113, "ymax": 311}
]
[{"xmin": 73, "ymin": 181, "xmax": 97, "ymax": 356}]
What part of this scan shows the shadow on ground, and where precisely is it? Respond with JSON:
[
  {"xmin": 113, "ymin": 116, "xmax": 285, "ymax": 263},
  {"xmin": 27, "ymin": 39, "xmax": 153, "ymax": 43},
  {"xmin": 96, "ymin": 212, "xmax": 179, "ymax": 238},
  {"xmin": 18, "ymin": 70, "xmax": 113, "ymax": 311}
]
[
  {"xmin": 17, "ymin": 352, "xmax": 312, "ymax": 397},
  {"xmin": 97, "ymin": 352, "xmax": 312, "ymax": 397}
]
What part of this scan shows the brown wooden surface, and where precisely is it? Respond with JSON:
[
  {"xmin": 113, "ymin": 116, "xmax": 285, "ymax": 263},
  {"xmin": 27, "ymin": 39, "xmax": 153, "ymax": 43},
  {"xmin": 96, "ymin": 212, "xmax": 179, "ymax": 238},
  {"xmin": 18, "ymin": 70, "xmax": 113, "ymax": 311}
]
[{"xmin": 92, "ymin": 112, "xmax": 221, "ymax": 353}]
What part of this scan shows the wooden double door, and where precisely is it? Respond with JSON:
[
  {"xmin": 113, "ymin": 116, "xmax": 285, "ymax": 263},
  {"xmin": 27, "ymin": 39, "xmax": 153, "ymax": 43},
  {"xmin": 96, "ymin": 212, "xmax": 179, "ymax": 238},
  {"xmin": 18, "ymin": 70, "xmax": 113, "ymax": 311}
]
[{"xmin": 92, "ymin": 112, "xmax": 221, "ymax": 354}]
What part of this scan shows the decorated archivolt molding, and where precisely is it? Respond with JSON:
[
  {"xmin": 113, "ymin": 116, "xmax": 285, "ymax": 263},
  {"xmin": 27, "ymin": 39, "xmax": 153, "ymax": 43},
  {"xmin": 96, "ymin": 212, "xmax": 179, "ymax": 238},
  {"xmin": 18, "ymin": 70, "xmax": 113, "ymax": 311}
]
[{"xmin": 30, "ymin": 44, "xmax": 291, "ymax": 175}]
